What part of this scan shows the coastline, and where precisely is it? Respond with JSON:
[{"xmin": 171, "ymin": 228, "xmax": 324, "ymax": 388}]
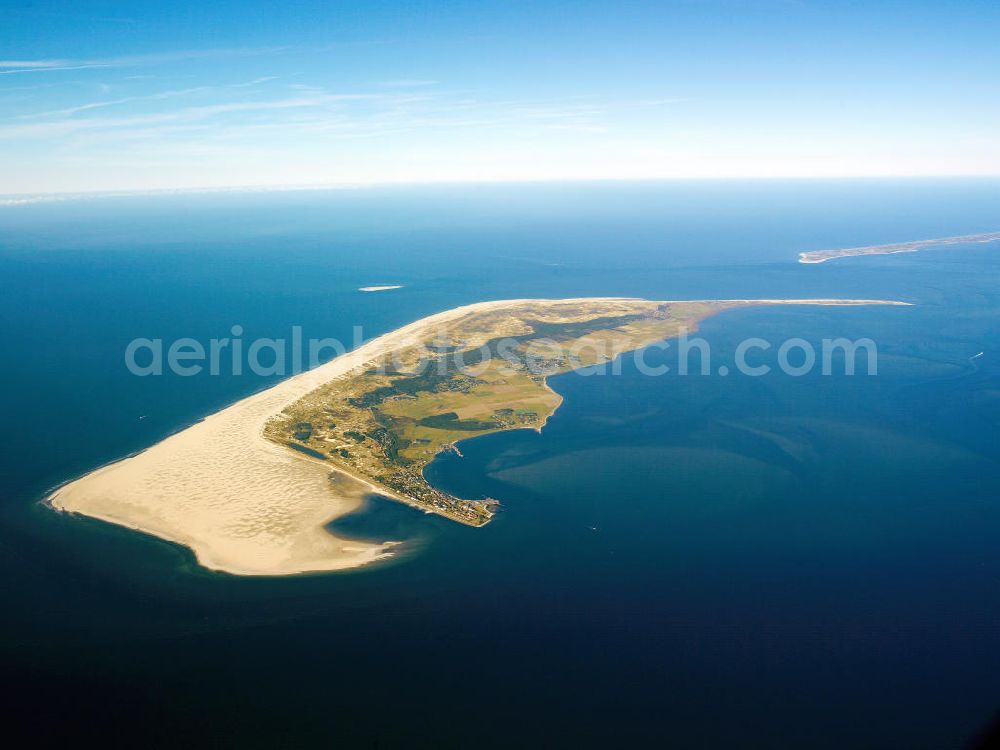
[
  {"xmin": 48, "ymin": 297, "xmax": 909, "ymax": 576},
  {"xmin": 48, "ymin": 298, "xmax": 630, "ymax": 575},
  {"xmin": 798, "ymin": 231, "xmax": 1000, "ymax": 264}
]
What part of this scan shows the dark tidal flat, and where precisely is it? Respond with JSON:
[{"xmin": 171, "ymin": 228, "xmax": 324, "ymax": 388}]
[{"xmin": 1, "ymin": 180, "xmax": 1000, "ymax": 748}]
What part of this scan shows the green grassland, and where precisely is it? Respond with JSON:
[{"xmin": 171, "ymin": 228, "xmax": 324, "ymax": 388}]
[{"xmin": 263, "ymin": 299, "xmax": 726, "ymax": 525}]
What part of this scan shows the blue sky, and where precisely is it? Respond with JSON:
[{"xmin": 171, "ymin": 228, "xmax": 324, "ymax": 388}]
[{"xmin": 2, "ymin": 0, "xmax": 998, "ymax": 194}]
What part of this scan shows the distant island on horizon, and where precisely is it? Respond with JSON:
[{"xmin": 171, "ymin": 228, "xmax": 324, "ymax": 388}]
[{"xmin": 799, "ymin": 231, "xmax": 1000, "ymax": 264}]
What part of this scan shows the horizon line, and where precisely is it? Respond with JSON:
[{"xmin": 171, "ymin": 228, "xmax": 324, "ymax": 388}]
[{"xmin": 4, "ymin": 173, "xmax": 1000, "ymax": 206}]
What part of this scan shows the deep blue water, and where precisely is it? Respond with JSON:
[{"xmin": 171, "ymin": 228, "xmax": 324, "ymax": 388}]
[{"xmin": 1, "ymin": 180, "xmax": 999, "ymax": 748}]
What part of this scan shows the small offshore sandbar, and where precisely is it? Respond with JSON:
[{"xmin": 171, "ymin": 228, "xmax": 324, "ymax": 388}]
[{"xmin": 799, "ymin": 231, "xmax": 1000, "ymax": 264}]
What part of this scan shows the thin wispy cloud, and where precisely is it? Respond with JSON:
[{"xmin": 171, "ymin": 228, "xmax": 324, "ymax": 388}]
[
  {"xmin": 14, "ymin": 77, "xmax": 284, "ymax": 120},
  {"xmin": 17, "ymin": 86, "xmax": 213, "ymax": 119},
  {"xmin": 0, "ymin": 91, "xmax": 390, "ymax": 139},
  {"xmin": 0, "ymin": 59, "xmax": 74, "ymax": 69},
  {"xmin": 234, "ymin": 76, "xmax": 281, "ymax": 87},
  {"xmin": 0, "ymin": 47, "xmax": 287, "ymax": 75},
  {"xmin": 378, "ymin": 80, "xmax": 438, "ymax": 88}
]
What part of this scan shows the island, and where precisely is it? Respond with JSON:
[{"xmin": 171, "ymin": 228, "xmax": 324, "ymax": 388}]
[
  {"xmin": 799, "ymin": 231, "xmax": 1000, "ymax": 264},
  {"xmin": 48, "ymin": 297, "xmax": 908, "ymax": 576}
]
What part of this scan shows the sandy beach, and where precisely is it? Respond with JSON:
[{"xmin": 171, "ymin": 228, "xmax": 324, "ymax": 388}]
[
  {"xmin": 798, "ymin": 231, "xmax": 1000, "ymax": 264},
  {"xmin": 48, "ymin": 297, "xmax": 908, "ymax": 576}
]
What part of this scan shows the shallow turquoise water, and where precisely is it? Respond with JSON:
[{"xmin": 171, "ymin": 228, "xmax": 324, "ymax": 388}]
[{"xmin": 1, "ymin": 180, "xmax": 999, "ymax": 747}]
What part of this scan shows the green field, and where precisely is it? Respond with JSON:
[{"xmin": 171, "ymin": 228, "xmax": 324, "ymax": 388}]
[{"xmin": 263, "ymin": 299, "xmax": 726, "ymax": 524}]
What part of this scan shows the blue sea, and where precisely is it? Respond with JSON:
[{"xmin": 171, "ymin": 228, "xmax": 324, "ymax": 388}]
[{"xmin": 1, "ymin": 180, "xmax": 999, "ymax": 748}]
